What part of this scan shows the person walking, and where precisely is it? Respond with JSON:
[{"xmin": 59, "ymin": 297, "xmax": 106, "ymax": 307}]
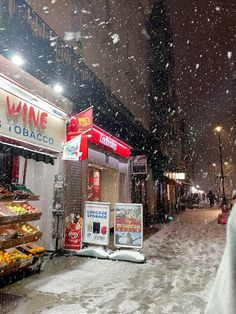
[
  {"xmin": 205, "ymin": 203, "xmax": 236, "ymax": 314},
  {"xmin": 207, "ymin": 190, "xmax": 216, "ymax": 208}
]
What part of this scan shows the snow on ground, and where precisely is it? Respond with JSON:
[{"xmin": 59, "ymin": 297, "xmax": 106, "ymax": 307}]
[{"xmin": 1, "ymin": 208, "xmax": 226, "ymax": 314}]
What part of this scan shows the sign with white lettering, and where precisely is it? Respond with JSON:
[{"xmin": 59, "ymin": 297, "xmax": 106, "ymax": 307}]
[
  {"xmin": 88, "ymin": 125, "xmax": 131, "ymax": 159},
  {"xmin": 0, "ymin": 75, "xmax": 67, "ymax": 152},
  {"xmin": 83, "ymin": 201, "xmax": 110, "ymax": 246}
]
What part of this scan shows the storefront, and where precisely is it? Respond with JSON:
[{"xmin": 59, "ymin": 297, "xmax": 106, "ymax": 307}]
[
  {"xmin": 88, "ymin": 125, "xmax": 131, "ymax": 227},
  {"xmin": 66, "ymin": 122, "xmax": 131, "ymax": 228},
  {"xmin": 0, "ymin": 72, "xmax": 69, "ymax": 255},
  {"xmin": 165, "ymin": 173, "xmax": 183, "ymax": 214}
]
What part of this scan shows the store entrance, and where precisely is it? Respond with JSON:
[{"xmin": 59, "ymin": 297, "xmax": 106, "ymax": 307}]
[
  {"xmin": 87, "ymin": 166, "xmax": 118, "ymax": 205},
  {"xmin": 131, "ymin": 176, "xmax": 147, "ymax": 212},
  {"xmin": 88, "ymin": 167, "xmax": 101, "ymax": 202}
]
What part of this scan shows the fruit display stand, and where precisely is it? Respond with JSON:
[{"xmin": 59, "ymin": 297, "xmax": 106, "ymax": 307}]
[{"xmin": 0, "ymin": 198, "xmax": 45, "ymax": 279}]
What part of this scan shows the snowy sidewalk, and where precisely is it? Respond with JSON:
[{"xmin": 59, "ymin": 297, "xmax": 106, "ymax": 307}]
[{"xmin": 1, "ymin": 207, "xmax": 226, "ymax": 314}]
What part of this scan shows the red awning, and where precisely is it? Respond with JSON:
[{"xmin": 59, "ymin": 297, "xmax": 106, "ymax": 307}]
[
  {"xmin": 88, "ymin": 125, "xmax": 131, "ymax": 159},
  {"xmin": 67, "ymin": 124, "xmax": 131, "ymax": 159}
]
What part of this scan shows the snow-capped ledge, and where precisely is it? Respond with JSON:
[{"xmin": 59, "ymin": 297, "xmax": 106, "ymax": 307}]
[
  {"xmin": 76, "ymin": 246, "xmax": 112, "ymax": 259},
  {"xmin": 109, "ymin": 250, "xmax": 146, "ymax": 263}
]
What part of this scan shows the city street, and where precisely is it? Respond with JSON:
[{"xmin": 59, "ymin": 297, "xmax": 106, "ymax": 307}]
[{"xmin": 0, "ymin": 207, "xmax": 226, "ymax": 314}]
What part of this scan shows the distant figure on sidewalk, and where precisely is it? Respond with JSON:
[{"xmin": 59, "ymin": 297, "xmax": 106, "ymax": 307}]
[
  {"xmin": 205, "ymin": 203, "xmax": 236, "ymax": 314},
  {"xmin": 207, "ymin": 190, "xmax": 216, "ymax": 207}
]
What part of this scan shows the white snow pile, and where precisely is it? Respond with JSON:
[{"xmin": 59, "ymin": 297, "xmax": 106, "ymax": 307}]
[
  {"xmin": 109, "ymin": 250, "xmax": 146, "ymax": 263},
  {"xmin": 76, "ymin": 246, "xmax": 111, "ymax": 259}
]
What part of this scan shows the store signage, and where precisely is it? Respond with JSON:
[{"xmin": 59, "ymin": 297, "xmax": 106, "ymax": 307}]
[
  {"xmin": 114, "ymin": 203, "xmax": 143, "ymax": 249},
  {"xmin": 64, "ymin": 221, "xmax": 83, "ymax": 251},
  {"xmin": 165, "ymin": 172, "xmax": 186, "ymax": 180},
  {"xmin": 175, "ymin": 173, "xmax": 186, "ymax": 180},
  {"xmin": 89, "ymin": 125, "xmax": 131, "ymax": 159},
  {"xmin": 6, "ymin": 96, "xmax": 48, "ymax": 129},
  {"xmin": 83, "ymin": 201, "xmax": 110, "ymax": 246},
  {"xmin": 62, "ymin": 133, "xmax": 88, "ymax": 161},
  {"xmin": 77, "ymin": 106, "xmax": 93, "ymax": 132},
  {"xmin": 67, "ymin": 107, "xmax": 93, "ymax": 134},
  {"xmin": 0, "ymin": 76, "xmax": 67, "ymax": 152},
  {"xmin": 100, "ymin": 134, "xmax": 117, "ymax": 150},
  {"xmin": 130, "ymin": 155, "xmax": 147, "ymax": 174}
]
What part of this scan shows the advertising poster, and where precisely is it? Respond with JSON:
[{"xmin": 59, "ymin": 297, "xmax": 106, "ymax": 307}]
[
  {"xmin": 64, "ymin": 216, "xmax": 83, "ymax": 251},
  {"xmin": 114, "ymin": 203, "xmax": 143, "ymax": 249},
  {"xmin": 83, "ymin": 202, "xmax": 110, "ymax": 246},
  {"xmin": 87, "ymin": 168, "xmax": 101, "ymax": 201},
  {"xmin": 62, "ymin": 133, "xmax": 88, "ymax": 161},
  {"xmin": 76, "ymin": 106, "xmax": 93, "ymax": 133}
]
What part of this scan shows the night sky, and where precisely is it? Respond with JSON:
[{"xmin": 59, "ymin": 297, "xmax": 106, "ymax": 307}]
[{"xmin": 166, "ymin": 0, "xmax": 235, "ymax": 191}]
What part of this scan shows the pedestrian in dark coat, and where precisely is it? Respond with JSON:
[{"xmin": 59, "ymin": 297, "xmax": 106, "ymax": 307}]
[
  {"xmin": 205, "ymin": 203, "xmax": 236, "ymax": 314},
  {"xmin": 207, "ymin": 190, "xmax": 216, "ymax": 207}
]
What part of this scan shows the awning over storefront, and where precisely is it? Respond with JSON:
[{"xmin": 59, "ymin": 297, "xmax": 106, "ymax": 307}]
[
  {"xmin": 0, "ymin": 141, "xmax": 56, "ymax": 165},
  {"xmin": 67, "ymin": 123, "xmax": 132, "ymax": 160},
  {"xmin": 88, "ymin": 125, "xmax": 131, "ymax": 159}
]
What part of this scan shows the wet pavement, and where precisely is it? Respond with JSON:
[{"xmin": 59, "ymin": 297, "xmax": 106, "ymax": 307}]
[{"xmin": 0, "ymin": 207, "xmax": 226, "ymax": 314}]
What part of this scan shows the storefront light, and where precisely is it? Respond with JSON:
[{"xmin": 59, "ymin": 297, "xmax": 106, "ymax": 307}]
[
  {"xmin": 11, "ymin": 55, "xmax": 25, "ymax": 66},
  {"xmin": 53, "ymin": 83, "xmax": 64, "ymax": 94}
]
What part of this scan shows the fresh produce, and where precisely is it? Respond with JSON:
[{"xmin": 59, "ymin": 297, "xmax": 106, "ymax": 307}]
[
  {"xmin": 22, "ymin": 203, "xmax": 39, "ymax": 214},
  {"xmin": 0, "ymin": 249, "xmax": 32, "ymax": 268},
  {"xmin": 11, "ymin": 184, "xmax": 34, "ymax": 196},
  {"xmin": 20, "ymin": 224, "xmax": 36, "ymax": 234},
  {"xmin": 5, "ymin": 203, "xmax": 40, "ymax": 215},
  {"xmin": 7, "ymin": 204, "xmax": 27, "ymax": 214}
]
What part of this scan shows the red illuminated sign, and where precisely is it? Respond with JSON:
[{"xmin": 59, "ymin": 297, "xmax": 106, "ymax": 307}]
[
  {"xmin": 88, "ymin": 125, "xmax": 131, "ymax": 159},
  {"xmin": 6, "ymin": 96, "xmax": 48, "ymax": 129},
  {"xmin": 67, "ymin": 108, "xmax": 131, "ymax": 159}
]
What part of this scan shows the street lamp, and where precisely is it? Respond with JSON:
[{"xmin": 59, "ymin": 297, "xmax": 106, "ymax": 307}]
[{"xmin": 214, "ymin": 126, "xmax": 225, "ymax": 199}]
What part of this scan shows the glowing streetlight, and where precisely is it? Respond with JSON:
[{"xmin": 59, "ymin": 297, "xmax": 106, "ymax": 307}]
[
  {"xmin": 215, "ymin": 126, "xmax": 222, "ymax": 133},
  {"xmin": 212, "ymin": 163, "xmax": 216, "ymax": 167}
]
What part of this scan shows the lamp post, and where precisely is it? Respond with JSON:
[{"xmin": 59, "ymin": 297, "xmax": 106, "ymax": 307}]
[
  {"xmin": 214, "ymin": 126, "xmax": 225, "ymax": 199},
  {"xmin": 212, "ymin": 163, "xmax": 216, "ymax": 185},
  {"xmin": 212, "ymin": 163, "xmax": 220, "ymax": 199}
]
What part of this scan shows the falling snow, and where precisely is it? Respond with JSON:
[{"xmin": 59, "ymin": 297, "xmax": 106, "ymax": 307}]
[{"xmin": 111, "ymin": 33, "xmax": 120, "ymax": 44}]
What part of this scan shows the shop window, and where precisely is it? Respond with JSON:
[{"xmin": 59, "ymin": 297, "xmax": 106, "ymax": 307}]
[
  {"xmin": 12, "ymin": 156, "xmax": 19, "ymax": 183},
  {"xmin": 88, "ymin": 168, "xmax": 101, "ymax": 201},
  {"xmin": 0, "ymin": 152, "xmax": 19, "ymax": 183}
]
